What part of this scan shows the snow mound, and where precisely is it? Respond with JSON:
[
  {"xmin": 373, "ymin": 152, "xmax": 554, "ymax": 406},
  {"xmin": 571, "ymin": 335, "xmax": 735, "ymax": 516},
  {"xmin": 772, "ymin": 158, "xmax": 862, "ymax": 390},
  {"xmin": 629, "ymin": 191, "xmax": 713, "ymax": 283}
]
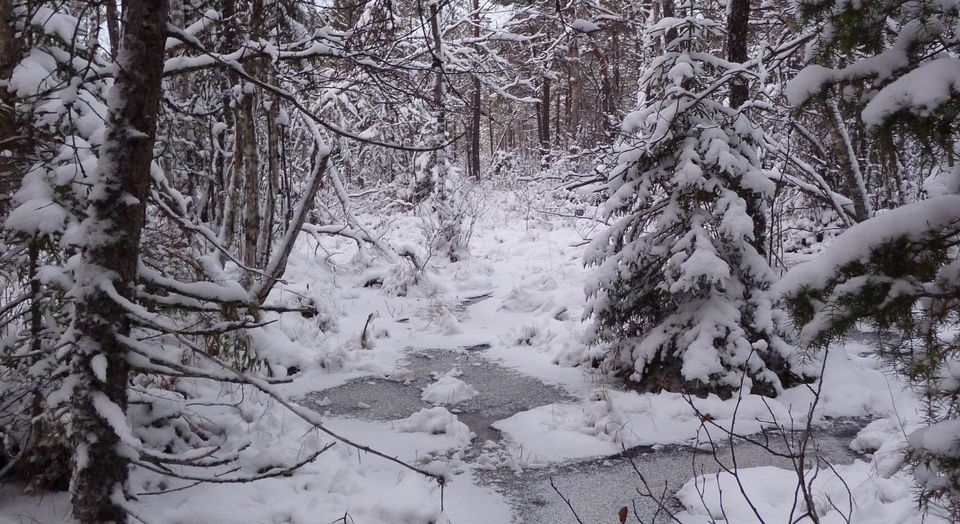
[
  {"xmin": 676, "ymin": 460, "xmax": 941, "ymax": 524},
  {"xmin": 398, "ymin": 407, "xmax": 473, "ymax": 440},
  {"xmin": 422, "ymin": 371, "xmax": 479, "ymax": 405}
]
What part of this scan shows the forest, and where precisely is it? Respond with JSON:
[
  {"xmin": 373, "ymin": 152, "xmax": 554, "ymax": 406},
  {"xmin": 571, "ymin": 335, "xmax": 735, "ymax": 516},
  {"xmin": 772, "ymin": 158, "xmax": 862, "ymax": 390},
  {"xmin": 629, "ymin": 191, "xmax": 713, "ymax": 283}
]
[{"xmin": 1, "ymin": 0, "xmax": 960, "ymax": 522}]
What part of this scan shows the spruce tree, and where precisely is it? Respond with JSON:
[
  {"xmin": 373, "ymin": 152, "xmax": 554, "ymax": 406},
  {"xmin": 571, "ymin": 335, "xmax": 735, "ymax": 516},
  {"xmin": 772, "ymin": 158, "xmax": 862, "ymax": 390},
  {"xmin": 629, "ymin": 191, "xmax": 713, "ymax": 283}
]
[{"xmin": 585, "ymin": 8, "xmax": 799, "ymax": 397}]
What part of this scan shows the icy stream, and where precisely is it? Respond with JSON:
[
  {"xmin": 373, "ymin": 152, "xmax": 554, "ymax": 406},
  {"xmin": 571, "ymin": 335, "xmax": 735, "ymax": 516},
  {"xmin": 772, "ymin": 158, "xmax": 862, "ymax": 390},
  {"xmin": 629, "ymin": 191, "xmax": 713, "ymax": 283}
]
[{"xmin": 300, "ymin": 345, "xmax": 864, "ymax": 523}]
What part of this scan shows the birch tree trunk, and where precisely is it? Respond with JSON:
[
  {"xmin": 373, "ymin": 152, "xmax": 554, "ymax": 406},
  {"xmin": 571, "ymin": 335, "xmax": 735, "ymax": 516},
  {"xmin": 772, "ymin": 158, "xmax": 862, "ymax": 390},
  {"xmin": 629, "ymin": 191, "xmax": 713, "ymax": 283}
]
[
  {"xmin": 241, "ymin": 0, "xmax": 264, "ymax": 286},
  {"xmin": 217, "ymin": 0, "xmax": 240, "ymax": 255},
  {"xmin": 70, "ymin": 0, "xmax": 169, "ymax": 521},
  {"xmin": 825, "ymin": 97, "xmax": 872, "ymax": 222}
]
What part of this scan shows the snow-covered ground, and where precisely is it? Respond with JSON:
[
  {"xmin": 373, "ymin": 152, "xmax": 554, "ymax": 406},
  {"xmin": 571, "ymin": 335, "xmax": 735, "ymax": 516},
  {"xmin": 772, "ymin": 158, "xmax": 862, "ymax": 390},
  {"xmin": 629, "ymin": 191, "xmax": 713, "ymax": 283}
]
[{"xmin": 0, "ymin": 184, "xmax": 944, "ymax": 523}]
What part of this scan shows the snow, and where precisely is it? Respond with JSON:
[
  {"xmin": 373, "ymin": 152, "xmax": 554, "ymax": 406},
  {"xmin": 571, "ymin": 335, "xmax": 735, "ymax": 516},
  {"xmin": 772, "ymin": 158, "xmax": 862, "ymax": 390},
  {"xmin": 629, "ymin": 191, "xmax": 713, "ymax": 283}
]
[
  {"xmin": 422, "ymin": 370, "xmax": 479, "ymax": 404},
  {"xmin": 90, "ymin": 353, "xmax": 107, "ymax": 382},
  {"xmin": 493, "ymin": 336, "xmax": 912, "ymax": 467},
  {"xmin": 570, "ymin": 18, "xmax": 600, "ymax": 33},
  {"xmin": 30, "ymin": 6, "xmax": 80, "ymax": 44},
  {"xmin": 397, "ymin": 407, "xmax": 473, "ymax": 441},
  {"xmin": 777, "ymin": 195, "xmax": 960, "ymax": 296},
  {"xmin": 0, "ymin": 185, "xmax": 936, "ymax": 523},
  {"xmin": 675, "ymin": 459, "xmax": 944, "ymax": 524},
  {"xmin": 91, "ymin": 392, "xmax": 143, "ymax": 457},
  {"xmin": 785, "ymin": 64, "xmax": 838, "ymax": 106},
  {"xmin": 862, "ymin": 57, "xmax": 960, "ymax": 127},
  {"xmin": 909, "ymin": 419, "xmax": 960, "ymax": 457}
]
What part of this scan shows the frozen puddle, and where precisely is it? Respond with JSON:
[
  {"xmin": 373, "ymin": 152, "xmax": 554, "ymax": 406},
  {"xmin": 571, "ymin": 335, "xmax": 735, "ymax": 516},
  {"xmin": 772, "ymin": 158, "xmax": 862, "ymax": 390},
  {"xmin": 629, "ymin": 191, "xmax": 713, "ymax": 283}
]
[
  {"xmin": 300, "ymin": 347, "xmax": 576, "ymax": 441},
  {"xmin": 301, "ymin": 350, "xmax": 866, "ymax": 523},
  {"xmin": 490, "ymin": 419, "xmax": 864, "ymax": 523}
]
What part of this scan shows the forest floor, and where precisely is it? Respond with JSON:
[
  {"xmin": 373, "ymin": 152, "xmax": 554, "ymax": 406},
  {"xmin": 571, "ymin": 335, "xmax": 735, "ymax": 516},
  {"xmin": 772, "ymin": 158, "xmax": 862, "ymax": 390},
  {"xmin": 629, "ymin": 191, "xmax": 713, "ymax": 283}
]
[{"xmin": 0, "ymin": 183, "xmax": 941, "ymax": 523}]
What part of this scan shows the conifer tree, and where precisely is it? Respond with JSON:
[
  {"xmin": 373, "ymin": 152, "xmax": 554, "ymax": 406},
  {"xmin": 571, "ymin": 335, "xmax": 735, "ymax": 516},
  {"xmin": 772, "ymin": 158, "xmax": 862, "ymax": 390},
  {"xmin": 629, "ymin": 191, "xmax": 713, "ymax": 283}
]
[
  {"xmin": 585, "ymin": 6, "xmax": 799, "ymax": 397},
  {"xmin": 783, "ymin": 0, "xmax": 960, "ymax": 516}
]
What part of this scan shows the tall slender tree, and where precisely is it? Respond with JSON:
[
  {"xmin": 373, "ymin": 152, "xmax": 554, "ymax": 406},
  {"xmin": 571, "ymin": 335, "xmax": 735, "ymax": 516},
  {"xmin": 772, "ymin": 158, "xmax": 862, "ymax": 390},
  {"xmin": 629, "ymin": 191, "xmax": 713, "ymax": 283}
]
[{"xmin": 70, "ymin": 0, "xmax": 169, "ymax": 520}]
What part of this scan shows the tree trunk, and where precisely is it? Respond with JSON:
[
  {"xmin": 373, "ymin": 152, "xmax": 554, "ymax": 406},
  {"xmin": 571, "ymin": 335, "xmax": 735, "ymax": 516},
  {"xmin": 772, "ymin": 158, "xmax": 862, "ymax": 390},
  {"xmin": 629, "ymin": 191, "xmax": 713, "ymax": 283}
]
[
  {"xmin": 726, "ymin": 0, "xmax": 767, "ymax": 257},
  {"xmin": 662, "ymin": 0, "xmax": 676, "ymax": 44},
  {"xmin": 726, "ymin": 0, "xmax": 749, "ymax": 109},
  {"xmin": 568, "ymin": 41, "xmax": 582, "ymax": 140},
  {"xmin": 239, "ymin": 94, "xmax": 260, "ymax": 280},
  {"xmin": 537, "ymin": 77, "xmax": 550, "ymax": 156},
  {"xmin": 430, "ymin": 8, "xmax": 444, "ymax": 131},
  {"xmin": 262, "ymin": 98, "xmax": 280, "ymax": 263},
  {"xmin": 589, "ymin": 39, "xmax": 615, "ymax": 135},
  {"xmin": 554, "ymin": 78, "xmax": 561, "ymax": 145},
  {"xmin": 0, "ymin": 0, "xmax": 19, "ymax": 217},
  {"xmin": 468, "ymin": 0, "xmax": 481, "ymax": 180},
  {"xmin": 825, "ymin": 97, "xmax": 872, "ymax": 222},
  {"xmin": 105, "ymin": 0, "xmax": 121, "ymax": 60},
  {"xmin": 428, "ymin": 0, "xmax": 447, "ymax": 197},
  {"xmin": 217, "ymin": 0, "xmax": 240, "ymax": 255},
  {"xmin": 241, "ymin": 0, "xmax": 264, "ymax": 285},
  {"xmin": 252, "ymin": 152, "xmax": 329, "ymax": 305},
  {"xmin": 70, "ymin": 0, "xmax": 169, "ymax": 521}
]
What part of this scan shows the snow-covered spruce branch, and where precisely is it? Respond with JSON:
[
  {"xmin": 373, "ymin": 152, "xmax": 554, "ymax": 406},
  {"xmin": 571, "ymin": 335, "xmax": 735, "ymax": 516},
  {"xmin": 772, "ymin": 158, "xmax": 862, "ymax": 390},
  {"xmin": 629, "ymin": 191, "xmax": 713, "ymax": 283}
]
[
  {"xmin": 138, "ymin": 263, "xmax": 247, "ymax": 304},
  {"xmin": 616, "ymin": 29, "xmax": 815, "ymax": 156}
]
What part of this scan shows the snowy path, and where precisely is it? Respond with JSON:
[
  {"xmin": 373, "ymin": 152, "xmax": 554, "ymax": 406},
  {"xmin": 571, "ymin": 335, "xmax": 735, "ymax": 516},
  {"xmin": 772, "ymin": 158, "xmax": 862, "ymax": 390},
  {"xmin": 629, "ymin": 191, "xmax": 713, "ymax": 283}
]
[
  {"xmin": 276, "ymin": 190, "xmax": 908, "ymax": 523},
  {"xmin": 0, "ymin": 189, "xmax": 925, "ymax": 523}
]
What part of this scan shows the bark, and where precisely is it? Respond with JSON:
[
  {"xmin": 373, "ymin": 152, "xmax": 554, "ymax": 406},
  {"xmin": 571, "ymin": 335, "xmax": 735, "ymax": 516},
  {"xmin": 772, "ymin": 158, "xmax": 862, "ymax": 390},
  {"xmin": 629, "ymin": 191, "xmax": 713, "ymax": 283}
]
[
  {"xmin": 426, "ymin": 1, "xmax": 461, "ymax": 260},
  {"xmin": 589, "ymin": 39, "xmax": 615, "ymax": 133},
  {"xmin": 662, "ymin": 0, "xmax": 676, "ymax": 44},
  {"xmin": 567, "ymin": 41, "xmax": 582, "ymax": 138},
  {"xmin": 239, "ymin": 94, "xmax": 260, "ymax": 280},
  {"xmin": 726, "ymin": 0, "xmax": 749, "ymax": 109},
  {"xmin": 70, "ymin": 0, "xmax": 169, "ymax": 521},
  {"xmin": 468, "ymin": 0, "xmax": 481, "ymax": 180},
  {"xmin": 262, "ymin": 98, "xmax": 280, "ymax": 262},
  {"xmin": 217, "ymin": 0, "xmax": 240, "ymax": 254},
  {"xmin": 537, "ymin": 77, "xmax": 550, "ymax": 155},
  {"xmin": 241, "ymin": 0, "xmax": 264, "ymax": 285},
  {"xmin": 487, "ymin": 100, "xmax": 494, "ymax": 156},
  {"xmin": 0, "ymin": 0, "xmax": 19, "ymax": 216},
  {"xmin": 105, "ymin": 0, "xmax": 121, "ymax": 60},
  {"xmin": 554, "ymin": 78, "xmax": 561, "ymax": 144},
  {"xmin": 28, "ymin": 241, "xmax": 41, "ymax": 353},
  {"xmin": 430, "ymin": 4, "xmax": 444, "ymax": 129},
  {"xmin": 726, "ymin": 0, "xmax": 766, "ymax": 256},
  {"xmin": 428, "ymin": 0, "xmax": 446, "ymax": 195}
]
